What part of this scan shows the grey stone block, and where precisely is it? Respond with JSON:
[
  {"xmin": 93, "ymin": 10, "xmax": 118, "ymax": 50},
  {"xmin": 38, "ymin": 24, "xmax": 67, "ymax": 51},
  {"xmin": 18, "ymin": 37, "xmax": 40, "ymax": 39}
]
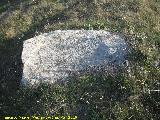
[{"xmin": 21, "ymin": 30, "xmax": 128, "ymax": 86}]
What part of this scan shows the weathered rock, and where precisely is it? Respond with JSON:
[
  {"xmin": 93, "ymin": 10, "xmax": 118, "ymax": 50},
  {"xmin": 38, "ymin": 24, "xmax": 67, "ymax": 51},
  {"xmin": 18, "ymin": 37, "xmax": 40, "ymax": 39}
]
[{"xmin": 21, "ymin": 30, "xmax": 128, "ymax": 86}]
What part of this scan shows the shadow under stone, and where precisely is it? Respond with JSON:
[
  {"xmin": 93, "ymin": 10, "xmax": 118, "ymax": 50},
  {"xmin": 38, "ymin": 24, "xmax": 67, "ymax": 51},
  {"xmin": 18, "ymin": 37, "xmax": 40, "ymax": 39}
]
[{"xmin": 0, "ymin": 38, "xmax": 23, "ymax": 96}]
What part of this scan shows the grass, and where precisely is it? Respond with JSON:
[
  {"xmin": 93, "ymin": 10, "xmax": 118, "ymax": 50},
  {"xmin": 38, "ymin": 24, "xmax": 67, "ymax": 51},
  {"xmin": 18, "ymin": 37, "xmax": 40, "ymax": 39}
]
[{"xmin": 0, "ymin": 0, "xmax": 160, "ymax": 119}]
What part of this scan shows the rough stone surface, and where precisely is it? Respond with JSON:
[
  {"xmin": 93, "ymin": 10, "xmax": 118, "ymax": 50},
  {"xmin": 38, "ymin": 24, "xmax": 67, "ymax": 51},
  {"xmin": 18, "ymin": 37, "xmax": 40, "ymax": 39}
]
[{"xmin": 21, "ymin": 30, "xmax": 128, "ymax": 86}]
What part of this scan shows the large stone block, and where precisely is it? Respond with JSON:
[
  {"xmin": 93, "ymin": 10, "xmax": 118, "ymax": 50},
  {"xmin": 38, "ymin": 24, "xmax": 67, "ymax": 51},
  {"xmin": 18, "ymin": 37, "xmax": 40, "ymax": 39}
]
[{"xmin": 21, "ymin": 30, "xmax": 128, "ymax": 86}]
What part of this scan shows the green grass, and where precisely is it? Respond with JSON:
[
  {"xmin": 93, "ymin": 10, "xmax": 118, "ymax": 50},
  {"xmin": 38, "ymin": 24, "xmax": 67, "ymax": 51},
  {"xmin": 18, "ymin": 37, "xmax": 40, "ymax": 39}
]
[{"xmin": 0, "ymin": 0, "xmax": 160, "ymax": 119}]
